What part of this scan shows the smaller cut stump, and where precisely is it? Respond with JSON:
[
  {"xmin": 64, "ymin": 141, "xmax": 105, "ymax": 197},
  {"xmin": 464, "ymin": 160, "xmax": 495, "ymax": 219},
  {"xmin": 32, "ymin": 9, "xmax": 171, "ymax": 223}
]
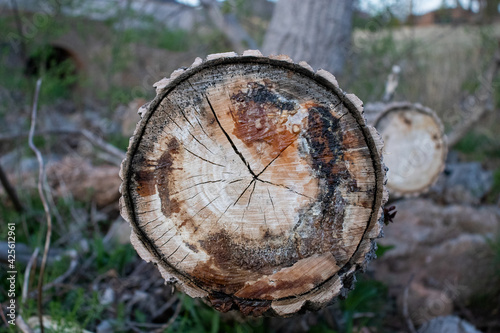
[
  {"xmin": 120, "ymin": 51, "xmax": 388, "ymax": 317},
  {"xmin": 373, "ymin": 103, "xmax": 447, "ymax": 197}
]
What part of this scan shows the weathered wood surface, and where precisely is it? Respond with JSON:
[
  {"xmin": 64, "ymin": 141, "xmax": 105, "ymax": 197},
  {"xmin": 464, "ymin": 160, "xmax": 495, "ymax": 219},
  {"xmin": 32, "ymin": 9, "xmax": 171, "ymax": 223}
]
[
  {"xmin": 120, "ymin": 51, "xmax": 387, "ymax": 316},
  {"xmin": 373, "ymin": 102, "xmax": 447, "ymax": 197}
]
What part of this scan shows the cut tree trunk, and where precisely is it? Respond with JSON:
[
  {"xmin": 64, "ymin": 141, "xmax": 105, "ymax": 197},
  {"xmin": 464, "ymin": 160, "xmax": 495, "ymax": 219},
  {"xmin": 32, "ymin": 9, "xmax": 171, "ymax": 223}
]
[
  {"xmin": 120, "ymin": 51, "xmax": 387, "ymax": 317},
  {"xmin": 373, "ymin": 102, "xmax": 447, "ymax": 197},
  {"xmin": 262, "ymin": 0, "xmax": 353, "ymax": 75}
]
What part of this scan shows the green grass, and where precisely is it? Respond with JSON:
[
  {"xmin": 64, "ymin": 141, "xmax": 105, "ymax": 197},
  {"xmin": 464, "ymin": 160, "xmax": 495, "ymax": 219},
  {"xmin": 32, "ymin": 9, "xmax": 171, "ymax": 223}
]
[
  {"xmin": 455, "ymin": 131, "xmax": 500, "ymax": 162},
  {"xmin": 340, "ymin": 278, "xmax": 390, "ymax": 333},
  {"xmin": 91, "ymin": 237, "xmax": 137, "ymax": 275},
  {"xmin": 0, "ymin": 190, "xmax": 396, "ymax": 332}
]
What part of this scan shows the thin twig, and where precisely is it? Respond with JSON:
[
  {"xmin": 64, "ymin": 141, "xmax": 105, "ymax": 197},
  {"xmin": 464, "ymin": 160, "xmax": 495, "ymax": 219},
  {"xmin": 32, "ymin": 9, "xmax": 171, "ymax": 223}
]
[
  {"xmin": 16, "ymin": 248, "xmax": 40, "ymax": 333},
  {"xmin": 0, "ymin": 162, "xmax": 24, "ymax": 212},
  {"xmin": 42, "ymin": 250, "xmax": 78, "ymax": 291},
  {"xmin": 403, "ymin": 274, "xmax": 417, "ymax": 333},
  {"xmin": 43, "ymin": 184, "xmax": 66, "ymax": 235},
  {"xmin": 28, "ymin": 78, "xmax": 51, "ymax": 333},
  {"xmin": 154, "ymin": 297, "xmax": 183, "ymax": 333},
  {"xmin": 22, "ymin": 248, "xmax": 40, "ymax": 304},
  {"xmin": 81, "ymin": 129, "xmax": 126, "ymax": 160},
  {"xmin": 16, "ymin": 315, "xmax": 35, "ymax": 333},
  {"xmin": 152, "ymin": 294, "xmax": 179, "ymax": 320}
]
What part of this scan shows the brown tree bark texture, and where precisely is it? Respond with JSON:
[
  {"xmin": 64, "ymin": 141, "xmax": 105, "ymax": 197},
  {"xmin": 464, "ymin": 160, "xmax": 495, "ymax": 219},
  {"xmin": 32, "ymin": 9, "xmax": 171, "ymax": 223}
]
[
  {"xmin": 262, "ymin": 0, "xmax": 353, "ymax": 75},
  {"xmin": 373, "ymin": 102, "xmax": 447, "ymax": 197},
  {"xmin": 120, "ymin": 51, "xmax": 387, "ymax": 317}
]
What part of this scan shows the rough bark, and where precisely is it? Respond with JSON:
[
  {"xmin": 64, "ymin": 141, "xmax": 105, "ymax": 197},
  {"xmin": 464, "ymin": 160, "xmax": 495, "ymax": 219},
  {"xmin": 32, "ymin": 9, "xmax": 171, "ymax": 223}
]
[
  {"xmin": 200, "ymin": 0, "xmax": 257, "ymax": 53},
  {"xmin": 120, "ymin": 51, "xmax": 387, "ymax": 316},
  {"xmin": 373, "ymin": 102, "xmax": 447, "ymax": 197},
  {"xmin": 262, "ymin": 0, "xmax": 353, "ymax": 75}
]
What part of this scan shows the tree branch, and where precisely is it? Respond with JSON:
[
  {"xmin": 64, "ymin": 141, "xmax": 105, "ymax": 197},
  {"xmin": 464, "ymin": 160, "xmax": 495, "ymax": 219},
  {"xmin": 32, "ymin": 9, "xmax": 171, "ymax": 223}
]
[
  {"xmin": 28, "ymin": 79, "xmax": 51, "ymax": 333},
  {"xmin": 382, "ymin": 65, "xmax": 401, "ymax": 103},
  {"xmin": 0, "ymin": 129, "xmax": 126, "ymax": 166},
  {"xmin": 448, "ymin": 44, "xmax": 500, "ymax": 147}
]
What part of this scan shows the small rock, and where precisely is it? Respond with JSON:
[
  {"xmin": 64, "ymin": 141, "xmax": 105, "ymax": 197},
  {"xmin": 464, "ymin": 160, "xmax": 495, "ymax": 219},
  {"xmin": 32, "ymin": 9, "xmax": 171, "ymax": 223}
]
[
  {"xmin": 417, "ymin": 315, "xmax": 482, "ymax": 333},
  {"xmin": 400, "ymin": 282, "xmax": 453, "ymax": 325},
  {"xmin": 100, "ymin": 287, "xmax": 115, "ymax": 306},
  {"xmin": 374, "ymin": 198, "xmax": 499, "ymax": 322},
  {"xmin": 423, "ymin": 234, "xmax": 495, "ymax": 303},
  {"xmin": 96, "ymin": 320, "xmax": 115, "ymax": 333},
  {"xmin": 427, "ymin": 162, "xmax": 493, "ymax": 205}
]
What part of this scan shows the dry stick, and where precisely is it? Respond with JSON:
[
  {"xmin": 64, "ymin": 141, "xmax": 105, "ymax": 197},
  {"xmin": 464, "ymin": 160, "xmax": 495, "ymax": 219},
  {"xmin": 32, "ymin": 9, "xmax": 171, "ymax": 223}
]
[
  {"xmin": 0, "ymin": 162, "xmax": 24, "ymax": 212},
  {"xmin": 22, "ymin": 248, "xmax": 40, "ymax": 304},
  {"xmin": 152, "ymin": 294, "xmax": 179, "ymax": 320},
  {"xmin": 154, "ymin": 297, "xmax": 183, "ymax": 333},
  {"xmin": 16, "ymin": 248, "xmax": 40, "ymax": 333},
  {"xmin": 80, "ymin": 129, "xmax": 126, "ymax": 160},
  {"xmin": 42, "ymin": 250, "xmax": 78, "ymax": 291},
  {"xmin": 28, "ymin": 79, "xmax": 51, "ymax": 333},
  {"xmin": 448, "ymin": 44, "xmax": 500, "ymax": 147}
]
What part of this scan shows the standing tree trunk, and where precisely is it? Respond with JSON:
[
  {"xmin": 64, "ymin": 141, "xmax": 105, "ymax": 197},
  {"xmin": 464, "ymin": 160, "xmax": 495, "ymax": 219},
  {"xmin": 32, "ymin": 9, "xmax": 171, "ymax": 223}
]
[
  {"xmin": 200, "ymin": 0, "xmax": 257, "ymax": 54},
  {"xmin": 262, "ymin": 0, "xmax": 353, "ymax": 75},
  {"xmin": 120, "ymin": 51, "xmax": 387, "ymax": 317}
]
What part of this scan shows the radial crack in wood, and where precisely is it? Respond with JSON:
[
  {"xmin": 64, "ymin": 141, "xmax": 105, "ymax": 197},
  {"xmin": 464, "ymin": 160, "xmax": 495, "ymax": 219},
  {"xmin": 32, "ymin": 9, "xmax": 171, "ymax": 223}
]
[{"xmin": 120, "ymin": 52, "xmax": 387, "ymax": 317}]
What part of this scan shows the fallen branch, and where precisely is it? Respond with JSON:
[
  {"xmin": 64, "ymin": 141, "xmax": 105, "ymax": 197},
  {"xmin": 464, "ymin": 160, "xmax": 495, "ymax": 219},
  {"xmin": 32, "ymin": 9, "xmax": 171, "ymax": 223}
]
[
  {"xmin": 383, "ymin": 65, "xmax": 401, "ymax": 103},
  {"xmin": 447, "ymin": 44, "xmax": 500, "ymax": 147},
  {"xmin": 28, "ymin": 78, "xmax": 50, "ymax": 333},
  {"xmin": 0, "ymin": 129, "xmax": 126, "ymax": 166},
  {"xmin": 80, "ymin": 129, "xmax": 126, "ymax": 161}
]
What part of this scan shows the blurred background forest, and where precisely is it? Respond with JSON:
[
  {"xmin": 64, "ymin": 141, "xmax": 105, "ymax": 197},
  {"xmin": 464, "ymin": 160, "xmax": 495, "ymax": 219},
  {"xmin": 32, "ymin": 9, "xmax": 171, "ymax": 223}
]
[{"xmin": 1, "ymin": 0, "xmax": 500, "ymax": 332}]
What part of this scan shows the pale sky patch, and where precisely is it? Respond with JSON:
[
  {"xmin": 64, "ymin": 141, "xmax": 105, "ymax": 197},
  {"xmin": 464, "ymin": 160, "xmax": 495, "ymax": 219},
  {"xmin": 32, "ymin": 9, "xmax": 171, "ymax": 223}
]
[{"xmin": 176, "ymin": 0, "xmax": 478, "ymax": 16}]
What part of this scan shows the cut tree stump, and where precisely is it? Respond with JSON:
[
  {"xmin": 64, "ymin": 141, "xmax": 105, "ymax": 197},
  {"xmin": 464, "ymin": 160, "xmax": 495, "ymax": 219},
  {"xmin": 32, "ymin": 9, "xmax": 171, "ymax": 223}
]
[
  {"xmin": 120, "ymin": 51, "xmax": 387, "ymax": 317},
  {"xmin": 373, "ymin": 102, "xmax": 447, "ymax": 197}
]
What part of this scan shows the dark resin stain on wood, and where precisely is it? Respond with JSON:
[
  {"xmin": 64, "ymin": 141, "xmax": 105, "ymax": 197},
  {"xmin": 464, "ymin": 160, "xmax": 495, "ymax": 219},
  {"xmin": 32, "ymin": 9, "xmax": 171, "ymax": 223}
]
[
  {"xmin": 121, "ymin": 56, "xmax": 386, "ymax": 317},
  {"xmin": 230, "ymin": 81, "xmax": 299, "ymax": 159},
  {"xmin": 156, "ymin": 138, "xmax": 182, "ymax": 217}
]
